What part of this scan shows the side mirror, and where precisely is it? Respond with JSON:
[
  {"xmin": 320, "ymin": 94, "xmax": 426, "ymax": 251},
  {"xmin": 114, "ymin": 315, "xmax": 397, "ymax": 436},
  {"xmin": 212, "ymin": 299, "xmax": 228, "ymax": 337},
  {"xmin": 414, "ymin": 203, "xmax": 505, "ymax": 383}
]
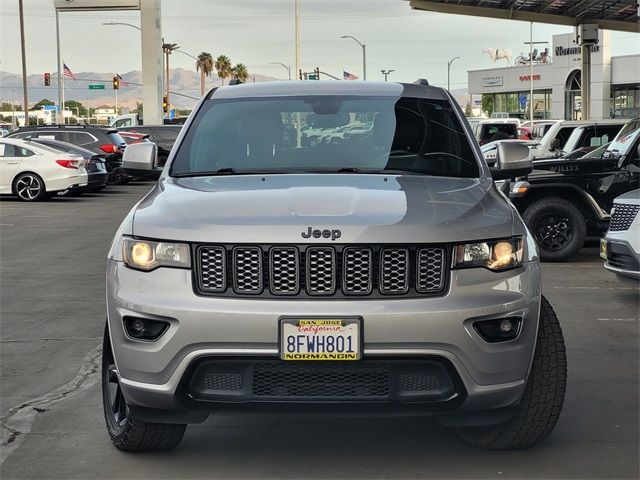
[
  {"xmin": 490, "ymin": 142, "xmax": 532, "ymax": 180},
  {"xmin": 122, "ymin": 142, "xmax": 157, "ymax": 172}
]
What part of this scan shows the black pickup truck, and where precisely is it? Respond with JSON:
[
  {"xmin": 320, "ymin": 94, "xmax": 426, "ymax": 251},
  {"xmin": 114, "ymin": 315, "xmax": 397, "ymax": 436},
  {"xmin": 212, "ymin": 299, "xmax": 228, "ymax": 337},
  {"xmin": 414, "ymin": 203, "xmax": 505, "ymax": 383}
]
[{"xmin": 508, "ymin": 118, "xmax": 640, "ymax": 261}]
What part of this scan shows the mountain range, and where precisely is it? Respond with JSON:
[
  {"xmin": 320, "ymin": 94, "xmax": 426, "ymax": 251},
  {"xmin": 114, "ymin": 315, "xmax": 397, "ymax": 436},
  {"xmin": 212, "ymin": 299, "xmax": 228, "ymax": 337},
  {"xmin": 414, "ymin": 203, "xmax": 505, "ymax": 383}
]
[{"xmin": 0, "ymin": 68, "xmax": 278, "ymax": 110}]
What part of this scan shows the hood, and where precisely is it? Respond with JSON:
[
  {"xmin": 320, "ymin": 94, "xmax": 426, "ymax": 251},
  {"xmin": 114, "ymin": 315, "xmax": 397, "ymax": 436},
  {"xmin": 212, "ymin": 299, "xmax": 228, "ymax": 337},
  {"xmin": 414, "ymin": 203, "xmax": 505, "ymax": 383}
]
[{"xmin": 132, "ymin": 174, "xmax": 514, "ymax": 243}]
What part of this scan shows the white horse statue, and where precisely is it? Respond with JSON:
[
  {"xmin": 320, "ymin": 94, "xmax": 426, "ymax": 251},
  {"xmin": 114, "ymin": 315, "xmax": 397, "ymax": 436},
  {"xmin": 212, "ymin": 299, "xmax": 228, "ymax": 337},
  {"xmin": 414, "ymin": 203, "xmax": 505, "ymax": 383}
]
[{"xmin": 483, "ymin": 48, "xmax": 513, "ymax": 64}]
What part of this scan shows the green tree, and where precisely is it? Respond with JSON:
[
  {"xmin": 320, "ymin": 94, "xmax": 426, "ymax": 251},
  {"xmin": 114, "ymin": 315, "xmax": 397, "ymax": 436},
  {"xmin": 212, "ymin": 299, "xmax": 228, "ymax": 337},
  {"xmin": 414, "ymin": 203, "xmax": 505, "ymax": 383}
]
[
  {"xmin": 33, "ymin": 99, "xmax": 55, "ymax": 109},
  {"xmin": 64, "ymin": 100, "xmax": 86, "ymax": 117},
  {"xmin": 231, "ymin": 63, "xmax": 249, "ymax": 83},
  {"xmin": 132, "ymin": 102, "xmax": 143, "ymax": 114},
  {"xmin": 214, "ymin": 55, "xmax": 232, "ymax": 85},
  {"xmin": 196, "ymin": 52, "xmax": 214, "ymax": 96},
  {"xmin": 464, "ymin": 103, "xmax": 472, "ymax": 117},
  {"xmin": 481, "ymin": 94, "xmax": 494, "ymax": 117},
  {"xmin": 1, "ymin": 102, "xmax": 19, "ymax": 111}
]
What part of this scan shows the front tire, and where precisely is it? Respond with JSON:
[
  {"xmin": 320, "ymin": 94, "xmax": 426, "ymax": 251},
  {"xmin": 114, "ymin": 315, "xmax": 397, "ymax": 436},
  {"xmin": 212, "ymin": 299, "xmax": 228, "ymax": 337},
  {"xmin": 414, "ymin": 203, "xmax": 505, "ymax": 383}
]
[
  {"xmin": 523, "ymin": 197, "xmax": 587, "ymax": 261},
  {"xmin": 102, "ymin": 325, "xmax": 186, "ymax": 451},
  {"xmin": 13, "ymin": 173, "xmax": 46, "ymax": 201},
  {"xmin": 456, "ymin": 296, "xmax": 567, "ymax": 450}
]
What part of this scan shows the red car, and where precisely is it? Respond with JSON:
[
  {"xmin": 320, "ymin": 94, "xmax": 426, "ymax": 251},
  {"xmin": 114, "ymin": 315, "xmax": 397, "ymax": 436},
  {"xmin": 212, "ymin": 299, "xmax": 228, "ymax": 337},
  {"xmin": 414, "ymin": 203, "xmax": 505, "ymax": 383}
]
[{"xmin": 118, "ymin": 131, "xmax": 151, "ymax": 145}]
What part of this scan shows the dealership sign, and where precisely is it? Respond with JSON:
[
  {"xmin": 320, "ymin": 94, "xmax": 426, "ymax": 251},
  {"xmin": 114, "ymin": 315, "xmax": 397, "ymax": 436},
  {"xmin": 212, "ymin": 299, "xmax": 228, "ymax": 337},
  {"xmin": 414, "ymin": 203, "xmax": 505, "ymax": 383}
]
[
  {"xmin": 482, "ymin": 75, "xmax": 503, "ymax": 87},
  {"xmin": 555, "ymin": 45, "xmax": 599, "ymax": 56},
  {"xmin": 519, "ymin": 74, "xmax": 541, "ymax": 81}
]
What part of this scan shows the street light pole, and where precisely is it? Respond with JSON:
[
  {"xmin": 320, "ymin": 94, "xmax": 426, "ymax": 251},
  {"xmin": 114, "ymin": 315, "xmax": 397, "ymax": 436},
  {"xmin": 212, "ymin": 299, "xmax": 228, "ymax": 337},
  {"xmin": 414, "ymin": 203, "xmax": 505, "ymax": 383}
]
[
  {"xmin": 447, "ymin": 56, "xmax": 460, "ymax": 92},
  {"xmin": 381, "ymin": 69, "xmax": 395, "ymax": 82},
  {"xmin": 341, "ymin": 35, "xmax": 366, "ymax": 80},
  {"xmin": 19, "ymin": 0, "xmax": 29, "ymax": 126},
  {"xmin": 270, "ymin": 62, "xmax": 292, "ymax": 80}
]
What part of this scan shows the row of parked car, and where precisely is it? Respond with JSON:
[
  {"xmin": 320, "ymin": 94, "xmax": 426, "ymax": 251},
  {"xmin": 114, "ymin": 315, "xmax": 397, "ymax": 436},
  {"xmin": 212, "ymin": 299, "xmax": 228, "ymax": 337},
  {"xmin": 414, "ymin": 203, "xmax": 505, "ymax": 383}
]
[
  {"xmin": 473, "ymin": 116, "xmax": 639, "ymax": 270},
  {"xmin": 0, "ymin": 124, "xmax": 181, "ymax": 201}
]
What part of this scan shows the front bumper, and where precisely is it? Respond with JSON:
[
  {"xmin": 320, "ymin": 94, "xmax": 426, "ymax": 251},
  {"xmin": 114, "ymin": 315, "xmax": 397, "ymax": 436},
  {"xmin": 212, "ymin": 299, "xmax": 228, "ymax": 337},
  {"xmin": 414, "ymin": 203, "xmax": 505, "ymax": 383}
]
[
  {"xmin": 602, "ymin": 238, "xmax": 640, "ymax": 283},
  {"xmin": 106, "ymin": 259, "xmax": 541, "ymax": 417}
]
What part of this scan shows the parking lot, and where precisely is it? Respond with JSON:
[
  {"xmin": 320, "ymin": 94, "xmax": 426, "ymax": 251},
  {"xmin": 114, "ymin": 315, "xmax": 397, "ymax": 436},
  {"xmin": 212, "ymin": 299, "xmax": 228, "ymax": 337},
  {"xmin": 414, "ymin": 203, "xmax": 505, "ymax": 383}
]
[{"xmin": 0, "ymin": 182, "xmax": 637, "ymax": 479}]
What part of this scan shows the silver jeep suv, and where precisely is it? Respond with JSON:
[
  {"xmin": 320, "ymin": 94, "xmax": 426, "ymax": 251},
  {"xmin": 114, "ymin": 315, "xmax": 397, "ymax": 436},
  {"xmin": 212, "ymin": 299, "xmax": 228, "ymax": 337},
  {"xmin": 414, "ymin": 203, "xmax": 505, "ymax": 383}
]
[{"xmin": 103, "ymin": 81, "xmax": 566, "ymax": 451}]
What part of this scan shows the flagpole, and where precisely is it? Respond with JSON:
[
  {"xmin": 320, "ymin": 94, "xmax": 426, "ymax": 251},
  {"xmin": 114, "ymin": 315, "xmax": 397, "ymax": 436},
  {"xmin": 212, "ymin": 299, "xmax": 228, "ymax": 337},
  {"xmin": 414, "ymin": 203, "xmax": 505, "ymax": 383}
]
[{"xmin": 61, "ymin": 60, "xmax": 65, "ymax": 125}]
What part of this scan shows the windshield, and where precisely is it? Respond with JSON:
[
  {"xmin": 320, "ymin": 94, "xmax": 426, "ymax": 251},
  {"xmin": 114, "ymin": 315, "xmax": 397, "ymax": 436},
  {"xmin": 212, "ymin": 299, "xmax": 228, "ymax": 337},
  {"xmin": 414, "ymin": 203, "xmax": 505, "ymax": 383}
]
[
  {"xmin": 170, "ymin": 95, "xmax": 479, "ymax": 178},
  {"xmin": 605, "ymin": 126, "xmax": 640, "ymax": 158}
]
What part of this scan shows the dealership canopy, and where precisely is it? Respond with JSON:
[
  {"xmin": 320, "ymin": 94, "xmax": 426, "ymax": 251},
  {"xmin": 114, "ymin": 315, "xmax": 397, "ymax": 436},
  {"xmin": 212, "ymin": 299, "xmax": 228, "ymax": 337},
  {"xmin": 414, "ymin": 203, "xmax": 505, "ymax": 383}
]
[{"xmin": 408, "ymin": 0, "xmax": 639, "ymax": 33}]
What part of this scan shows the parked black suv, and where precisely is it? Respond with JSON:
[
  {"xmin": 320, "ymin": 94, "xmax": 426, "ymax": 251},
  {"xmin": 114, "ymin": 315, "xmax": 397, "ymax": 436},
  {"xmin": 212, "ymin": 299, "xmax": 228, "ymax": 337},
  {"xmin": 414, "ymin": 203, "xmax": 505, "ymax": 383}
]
[
  {"xmin": 8, "ymin": 125, "xmax": 128, "ymax": 184},
  {"xmin": 508, "ymin": 118, "xmax": 640, "ymax": 261},
  {"xmin": 118, "ymin": 125, "xmax": 181, "ymax": 168}
]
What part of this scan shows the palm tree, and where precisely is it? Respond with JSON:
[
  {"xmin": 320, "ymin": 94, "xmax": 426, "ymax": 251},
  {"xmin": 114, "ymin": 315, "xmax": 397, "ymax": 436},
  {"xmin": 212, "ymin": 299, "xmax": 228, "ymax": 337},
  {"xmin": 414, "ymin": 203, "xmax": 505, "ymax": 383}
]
[
  {"xmin": 195, "ymin": 52, "xmax": 214, "ymax": 96},
  {"xmin": 231, "ymin": 63, "xmax": 249, "ymax": 83},
  {"xmin": 214, "ymin": 55, "xmax": 232, "ymax": 85}
]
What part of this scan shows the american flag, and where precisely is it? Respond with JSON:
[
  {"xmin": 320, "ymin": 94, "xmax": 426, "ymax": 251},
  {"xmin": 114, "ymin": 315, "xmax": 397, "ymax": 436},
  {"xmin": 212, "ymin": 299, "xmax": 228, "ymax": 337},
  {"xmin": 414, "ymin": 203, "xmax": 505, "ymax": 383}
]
[
  {"xmin": 63, "ymin": 63, "xmax": 78, "ymax": 80},
  {"xmin": 117, "ymin": 73, "xmax": 129, "ymax": 87},
  {"xmin": 343, "ymin": 71, "xmax": 359, "ymax": 81}
]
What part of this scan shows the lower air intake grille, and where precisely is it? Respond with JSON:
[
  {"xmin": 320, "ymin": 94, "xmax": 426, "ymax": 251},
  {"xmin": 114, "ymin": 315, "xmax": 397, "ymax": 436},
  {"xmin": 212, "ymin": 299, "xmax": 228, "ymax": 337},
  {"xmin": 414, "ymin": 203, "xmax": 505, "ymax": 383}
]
[{"xmin": 252, "ymin": 361, "xmax": 390, "ymax": 398}]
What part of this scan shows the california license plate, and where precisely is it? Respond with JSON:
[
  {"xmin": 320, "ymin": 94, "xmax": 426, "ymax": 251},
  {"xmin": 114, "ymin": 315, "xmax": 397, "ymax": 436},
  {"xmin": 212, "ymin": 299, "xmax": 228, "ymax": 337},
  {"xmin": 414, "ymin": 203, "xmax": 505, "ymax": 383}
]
[
  {"xmin": 279, "ymin": 318, "xmax": 362, "ymax": 361},
  {"xmin": 600, "ymin": 238, "xmax": 608, "ymax": 260}
]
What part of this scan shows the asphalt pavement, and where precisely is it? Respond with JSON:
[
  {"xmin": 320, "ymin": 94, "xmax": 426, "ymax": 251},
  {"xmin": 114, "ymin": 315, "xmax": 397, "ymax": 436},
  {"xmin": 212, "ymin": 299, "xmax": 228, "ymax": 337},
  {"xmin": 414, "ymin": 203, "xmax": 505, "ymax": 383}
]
[{"xmin": 1, "ymin": 182, "xmax": 638, "ymax": 479}]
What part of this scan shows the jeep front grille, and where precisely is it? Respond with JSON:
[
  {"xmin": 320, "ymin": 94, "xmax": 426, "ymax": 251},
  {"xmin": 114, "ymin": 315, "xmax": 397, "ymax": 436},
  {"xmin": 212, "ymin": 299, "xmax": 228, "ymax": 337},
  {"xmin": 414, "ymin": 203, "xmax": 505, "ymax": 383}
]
[
  {"xmin": 195, "ymin": 245, "xmax": 447, "ymax": 298},
  {"xmin": 609, "ymin": 203, "xmax": 640, "ymax": 232}
]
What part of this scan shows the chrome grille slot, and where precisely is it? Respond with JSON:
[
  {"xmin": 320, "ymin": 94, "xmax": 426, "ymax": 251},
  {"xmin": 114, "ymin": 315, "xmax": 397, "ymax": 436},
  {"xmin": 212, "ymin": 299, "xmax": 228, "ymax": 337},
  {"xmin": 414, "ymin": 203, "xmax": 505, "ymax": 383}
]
[
  {"xmin": 416, "ymin": 248, "xmax": 445, "ymax": 293},
  {"xmin": 609, "ymin": 203, "xmax": 640, "ymax": 232},
  {"xmin": 343, "ymin": 248, "xmax": 373, "ymax": 295},
  {"xmin": 198, "ymin": 246, "xmax": 226, "ymax": 292},
  {"xmin": 270, "ymin": 247, "xmax": 299, "ymax": 295},
  {"xmin": 232, "ymin": 247, "xmax": 263, "ymax": 294},
  {"xmin": 306, "ymin": 247, "xmax": 336, "ymax": 295},
  {"xmin": 196, "ymin": 244, "xmax": 448, "ymax": 298},
  {"xmin": 379, "ymin": 248, "xmax": 409, "ymax": 294}
]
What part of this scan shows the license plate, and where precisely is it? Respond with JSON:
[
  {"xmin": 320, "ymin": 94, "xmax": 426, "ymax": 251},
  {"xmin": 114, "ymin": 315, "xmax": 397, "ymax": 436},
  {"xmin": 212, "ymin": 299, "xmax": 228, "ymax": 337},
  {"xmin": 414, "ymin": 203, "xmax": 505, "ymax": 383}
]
[
  {"xmin": 279, "ymin": 317, "xmax": 361, "ymax": 361},
  {"xmin": 600, "ymin": 239, "xmax": 608, "ymax": 260}
]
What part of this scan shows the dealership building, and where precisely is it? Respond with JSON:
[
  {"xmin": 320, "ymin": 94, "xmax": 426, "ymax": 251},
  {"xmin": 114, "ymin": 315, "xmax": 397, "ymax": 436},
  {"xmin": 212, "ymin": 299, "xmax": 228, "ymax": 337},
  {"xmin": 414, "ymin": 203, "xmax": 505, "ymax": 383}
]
[{"xmin": 468, "ymin": 31, "xmax": 640, "ymax": 120}]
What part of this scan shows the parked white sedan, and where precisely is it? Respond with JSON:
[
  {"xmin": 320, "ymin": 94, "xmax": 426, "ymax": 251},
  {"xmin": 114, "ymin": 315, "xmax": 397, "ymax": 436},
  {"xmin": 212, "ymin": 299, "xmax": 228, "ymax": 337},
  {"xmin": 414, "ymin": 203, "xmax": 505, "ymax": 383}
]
[{"xmin": 0, "ymin": 138, "xmax": 87, "ymax": 201}]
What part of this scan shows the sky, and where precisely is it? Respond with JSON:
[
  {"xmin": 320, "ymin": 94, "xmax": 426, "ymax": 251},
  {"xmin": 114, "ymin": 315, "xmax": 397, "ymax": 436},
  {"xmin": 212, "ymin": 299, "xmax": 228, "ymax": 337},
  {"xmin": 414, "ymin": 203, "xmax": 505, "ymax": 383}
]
[{"xmin": 1, "ymin": 0, "xmax": 639, "ymax": 90}]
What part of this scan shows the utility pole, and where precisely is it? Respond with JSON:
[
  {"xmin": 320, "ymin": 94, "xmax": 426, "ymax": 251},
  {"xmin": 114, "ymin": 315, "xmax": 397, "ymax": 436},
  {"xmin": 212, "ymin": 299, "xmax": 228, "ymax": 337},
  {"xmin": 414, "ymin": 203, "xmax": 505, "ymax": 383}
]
[
  {"xmin": 55, "ymin": 9, "xmax": 63, "ymax": 124},
  {"xmin": 19, "ymin": 0, "xmax": 29, "ymax": 126},
  {"xmin": 294, "ymin": 0, "xmax": 300, "ymax": 80},
  {"xmin": 162, "ymin": 42, "xmax": 179, "ymax": 117},
  {"xmin": 447, "ymin": 57, "xmax": 460, "ymax": 92}
]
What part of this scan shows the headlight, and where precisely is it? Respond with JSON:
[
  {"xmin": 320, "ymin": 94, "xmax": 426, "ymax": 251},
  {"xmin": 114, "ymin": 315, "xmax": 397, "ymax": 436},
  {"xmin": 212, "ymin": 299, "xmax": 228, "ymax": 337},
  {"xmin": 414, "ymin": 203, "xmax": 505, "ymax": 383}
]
[
  {"xmin": 122, "ymin": 238, "xmax": 190, "ymax": 271},
  {"xmin": 452, "ymin": 237, "xmax": 523, "ymax": 271}
]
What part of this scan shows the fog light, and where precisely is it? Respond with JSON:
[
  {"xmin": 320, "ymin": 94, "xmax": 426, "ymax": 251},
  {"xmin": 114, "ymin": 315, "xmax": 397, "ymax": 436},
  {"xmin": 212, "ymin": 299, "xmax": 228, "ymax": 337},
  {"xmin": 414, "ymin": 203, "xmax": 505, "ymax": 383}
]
[
  {"xmin": 131, "ymin": 318, "xmax": 146, "ymax": 333},
  {"xmin": 473, "ymin": 317, "xmax": 522, "ymax": 343},
  {"xmin": 499, "ymin": 319, "xmax": 514, "ymax": 333},
  {"xmin": 123, "ymin": 316, "xmax": 169, "ymax": 341}
]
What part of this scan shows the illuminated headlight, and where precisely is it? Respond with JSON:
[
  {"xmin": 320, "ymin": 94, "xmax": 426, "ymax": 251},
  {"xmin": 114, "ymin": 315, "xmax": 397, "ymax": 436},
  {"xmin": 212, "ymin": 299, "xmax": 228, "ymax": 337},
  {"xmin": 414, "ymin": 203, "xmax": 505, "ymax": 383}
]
[
  {"xmin": 122, "ymin": 238, "xmax": 190, "ymax": 271},
  {"xmin": 453, "ymin": 237, "xmax": 524, "ymax": 271}
]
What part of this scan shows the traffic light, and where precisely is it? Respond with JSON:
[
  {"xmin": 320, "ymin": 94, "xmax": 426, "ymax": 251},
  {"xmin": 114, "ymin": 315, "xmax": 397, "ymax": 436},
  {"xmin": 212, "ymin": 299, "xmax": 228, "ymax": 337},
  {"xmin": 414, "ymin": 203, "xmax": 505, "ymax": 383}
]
[
  {"xmin": 112, "ymin": 76, "xmax": 120, "ymax": 90},
  {"xmin": 44, "ymin": 72, "xmax": 50, "ymax": 86},
  {"xmin": 314, "ymin": 67, "xmax": 320, "ymax": 80},
  {"xmin": 162, "ymin": 96, "xmax": 168, "ymax": 114},
  {"xmin": 298, "ymin": 69, "xmax": 303, "ymax": 80}
]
